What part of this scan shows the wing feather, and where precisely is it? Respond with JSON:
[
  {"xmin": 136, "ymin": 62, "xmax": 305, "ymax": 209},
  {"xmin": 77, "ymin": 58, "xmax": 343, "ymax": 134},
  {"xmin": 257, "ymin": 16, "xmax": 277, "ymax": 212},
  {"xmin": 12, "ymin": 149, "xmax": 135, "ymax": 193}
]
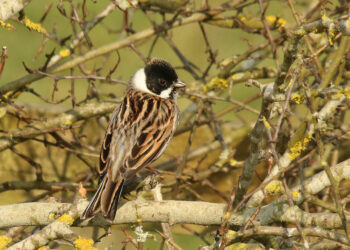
[
  {"xmin": 101, "ymin": 89, "xmax": 178, "ymax": 181},
  {"xmin": 98, "ymin": 104, "xmax": 121, "ymax": 182}
]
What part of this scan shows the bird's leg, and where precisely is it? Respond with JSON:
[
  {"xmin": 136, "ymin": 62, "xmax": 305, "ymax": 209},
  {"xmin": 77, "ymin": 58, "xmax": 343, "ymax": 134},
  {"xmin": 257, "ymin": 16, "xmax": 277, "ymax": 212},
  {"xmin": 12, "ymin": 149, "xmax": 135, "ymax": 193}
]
[
  {"xmin": 135, "ymin": 173, "xmax": 161, "ymax": 201},
  {"xmin": 145, "ymin": 166, "xmax": 164, "ymax": 189}
]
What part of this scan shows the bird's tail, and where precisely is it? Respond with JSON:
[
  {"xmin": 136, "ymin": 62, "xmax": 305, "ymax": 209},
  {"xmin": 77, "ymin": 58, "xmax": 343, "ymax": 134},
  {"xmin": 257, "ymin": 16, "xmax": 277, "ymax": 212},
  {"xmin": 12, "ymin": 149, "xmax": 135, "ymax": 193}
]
[{"xmin": 81, "ymin": 176, "xmax": 124, "ymax": 222}]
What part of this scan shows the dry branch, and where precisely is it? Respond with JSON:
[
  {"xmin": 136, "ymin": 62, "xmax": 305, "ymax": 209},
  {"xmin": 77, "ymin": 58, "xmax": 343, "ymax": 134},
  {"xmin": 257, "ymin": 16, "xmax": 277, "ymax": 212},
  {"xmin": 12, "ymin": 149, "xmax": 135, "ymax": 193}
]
[
  {"xmin": 247, "ymin": 96, "xmax": 348, "ymax": 207},
  {"xmin": 0, "ymin": 158, "xmax": 348, "ymax": 230},
  {"xmin": 7, "ymin": 222, "xmax": 75, "ymax": 250},
  {"xmin": 226, "ymin": 226, "xmax": 349, "ymax": 246},
  {"xmin": 0, "ymin": 102, "xmax": 117, "ymax": 152},
  {"xmin": 0, "ymin": 0, "xmax": 246, "ymax": 96}
]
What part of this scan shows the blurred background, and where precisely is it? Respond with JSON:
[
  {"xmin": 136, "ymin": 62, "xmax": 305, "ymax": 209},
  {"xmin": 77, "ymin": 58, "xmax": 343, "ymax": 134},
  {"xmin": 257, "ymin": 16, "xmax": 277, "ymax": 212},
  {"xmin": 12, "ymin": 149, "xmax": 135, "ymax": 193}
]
[{"xmin": 1, "ymin": 0, "xmax": 349, "ymax": 249}]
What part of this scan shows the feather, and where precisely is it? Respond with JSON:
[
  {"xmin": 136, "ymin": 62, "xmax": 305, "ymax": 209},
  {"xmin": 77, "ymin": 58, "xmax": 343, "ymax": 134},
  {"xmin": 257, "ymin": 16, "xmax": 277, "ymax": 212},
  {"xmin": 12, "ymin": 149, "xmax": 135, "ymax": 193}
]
[{"xmin": 82, "ymin": 89, "xmax": 179, "ymax": 221}]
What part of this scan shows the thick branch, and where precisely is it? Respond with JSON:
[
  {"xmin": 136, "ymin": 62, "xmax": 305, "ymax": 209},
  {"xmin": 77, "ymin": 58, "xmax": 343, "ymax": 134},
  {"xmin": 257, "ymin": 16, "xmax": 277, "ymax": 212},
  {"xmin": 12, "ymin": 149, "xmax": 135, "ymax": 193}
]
[
  {"xmin": 1, "ymin": 197, "xmax": 348, "ymax": 230},
  {"xmin": 1, "ymin": 156, "xmax": 348, "ymax": 229},
  {"xmin": 232, "ymin": 84, "xmax": 273, "ymax": 208}
]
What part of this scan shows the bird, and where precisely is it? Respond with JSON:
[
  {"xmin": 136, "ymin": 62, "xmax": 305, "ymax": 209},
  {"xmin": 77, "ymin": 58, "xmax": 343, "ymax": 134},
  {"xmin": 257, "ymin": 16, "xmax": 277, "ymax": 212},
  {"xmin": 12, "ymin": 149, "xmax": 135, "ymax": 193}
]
[{"xmin": 81, "ymin": 58, "xmax": 186, "ymax": 221}]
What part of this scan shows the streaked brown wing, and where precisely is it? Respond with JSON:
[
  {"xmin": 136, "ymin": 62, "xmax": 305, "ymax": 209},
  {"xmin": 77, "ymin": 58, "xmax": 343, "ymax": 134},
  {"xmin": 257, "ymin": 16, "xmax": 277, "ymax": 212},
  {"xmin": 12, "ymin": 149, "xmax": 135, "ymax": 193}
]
[
  {"xmin": 102, "ymin": 90, "xmax": 178, "ymax": 181},
  {"xmin": 123, "ymin": 100, "xmax": 176, "ymax": 177},
  {"xmin": 98, "ymin": 105, "xmax": 120, "ymax": 180}
]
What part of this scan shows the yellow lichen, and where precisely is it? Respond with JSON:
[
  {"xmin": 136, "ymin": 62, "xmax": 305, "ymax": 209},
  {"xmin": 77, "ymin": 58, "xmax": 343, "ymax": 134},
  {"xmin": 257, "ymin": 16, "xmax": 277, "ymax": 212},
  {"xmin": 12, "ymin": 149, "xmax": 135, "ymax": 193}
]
[
  {"xmin": 229, "ymin": 158, "xmax": 237, "ymax": 166},
  {"xmin": 277, "ymin": 18, "xmax": 286, "ymax": 27},
  {"xmin": 289, "ymin": 133, "xmax": 312, "ymax": 161},
  {"xmin": 334, "ymin": 88, "xmax": 350, "ymax": 99},
  {"xmin": 320, "ymin": 13, "xmax": 335, "ymax": 45},
  {"xmin": 291, "ymin": 93, "xmax": 304, "ymax": 104},
  {"xmin": 266, "ymin": 16, "xmax": 286, "ymax": 28},
  {"xmin": 0, "ymin": 20, "xmax": 14, "ymax": 30},
  {"xmin": 137, "ymin": 217, "xmax": 142, "ymax": 223},
  {"xmin": 226, "ymin": 230, "xmax": 236, "ymax": 240},
  {"xmin": 292, "ymin": 191, "xmax": 299, "ymax": 199},
  {"xmin": 59, "ymin": 48, "xmax": 71, "ymax": 58},
  {"xmin": 262, "ymin": 116, "xmax": 271, "ymax": 130},
  {"xmin": 328, "ymin": 29, "xmax": 335, "ymax": 46},
  {"xmin": 231, "ymin": 73, "xmax": 244, "ymax": 81},
  {"xmin": 265, "ymin": 181, "xmax": 283, "ymax": 195},
  {"xmin": 37, "ymin": 246, "xmax": 48, "ymax": 250},
  {"xmin": 0, "ymin": 235, "xmax": 12, "ymax": 250},
  {"xmin": 64, "ymin": 119, "xmax": 72, "ymax": 126},
  {"xmin": 74, "ymin": 237, "xmax": 97, "ymax": 250},
  {"xmin": 239, "ymin": 15, "xmax": 286, "ymax": 30},
  {"xmin": 266, "ymin": 16, "xmax": 276, "ymax": 23},
  {"xmin": 48, "ymin": 212, "xmax": 55, "ymax": 220},
  {"xmin": 223, "ymin": 211, "xmax": 231, "ymax": 220},
  {"xmin": 335, "ymin": 89, "xmax": 343, "ymax": 99},
  {"xmin": 56, "ymin": 213, "xmax": 74, "ymax": 225},
  {"xmin": 321, "ymin": 12, "xmax": 329, "ymax": 22},
  {"xmin": 23, "ymin": 16, "xmax": 48, "ymax": 35},
  {"xmin": 203, "ymin": 77, "xmax": 228, "ymax": 93},
  {"xmin": 1, "ymin": 90, "xmax": 22, "ymax": 104}
]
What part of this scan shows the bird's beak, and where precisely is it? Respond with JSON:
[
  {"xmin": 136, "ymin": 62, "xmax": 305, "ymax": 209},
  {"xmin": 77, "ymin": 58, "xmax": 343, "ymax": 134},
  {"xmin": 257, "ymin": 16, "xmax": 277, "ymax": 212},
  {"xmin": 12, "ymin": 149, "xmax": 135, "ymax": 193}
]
[{"xmin": 174, "ymin": 80, "xmax": 186, "ymax": 88}]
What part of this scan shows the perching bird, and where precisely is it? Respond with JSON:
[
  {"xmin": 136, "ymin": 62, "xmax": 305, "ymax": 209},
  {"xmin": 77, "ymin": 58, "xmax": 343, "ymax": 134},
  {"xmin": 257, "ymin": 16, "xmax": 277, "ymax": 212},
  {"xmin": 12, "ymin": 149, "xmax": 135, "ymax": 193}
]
[{"xmin": 81, "ymin": 58, "xmax": 185, "ymax": 221}]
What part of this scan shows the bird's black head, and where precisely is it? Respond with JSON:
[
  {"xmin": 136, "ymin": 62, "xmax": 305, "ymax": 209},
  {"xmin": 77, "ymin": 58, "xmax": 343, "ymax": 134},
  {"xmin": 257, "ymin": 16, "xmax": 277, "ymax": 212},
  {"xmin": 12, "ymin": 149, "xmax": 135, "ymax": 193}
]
[{"xmin": 131, "ymin": 58, "xmax": 185, "ymax": 99}]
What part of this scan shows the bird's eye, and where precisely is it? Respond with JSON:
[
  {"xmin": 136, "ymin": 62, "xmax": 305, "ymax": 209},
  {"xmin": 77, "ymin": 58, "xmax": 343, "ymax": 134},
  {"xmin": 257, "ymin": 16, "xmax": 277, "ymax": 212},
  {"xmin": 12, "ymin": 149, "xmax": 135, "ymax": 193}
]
[{"xmin": 159, "ymin": 79, "xmax": 167, "ymax": 86}]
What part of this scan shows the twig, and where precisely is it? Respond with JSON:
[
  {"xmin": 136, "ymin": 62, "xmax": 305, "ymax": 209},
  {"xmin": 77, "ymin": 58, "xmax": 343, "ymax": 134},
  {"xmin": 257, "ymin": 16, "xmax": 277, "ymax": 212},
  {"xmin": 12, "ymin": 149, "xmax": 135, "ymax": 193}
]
[
  {"xmin": 7, "ymin": 221, "xmax": 75, "ymax": 250},
  {"xmin": 0, "ymin": 0, "xmax": 247, "ymax": 95},
  {"xmin": 152, "ymin": 184, "xmax": 180, "ymax": 250},
  {"xmin": 258, "ymin": 0, "xmax": 277, "ymax": 63},
  {"xmin": 0, "ymin": 102, "xmax": 117, "ymax": 152},
  {"xmin": 226, "ymin": 226, "xmax": 349, "ymax": 246},
  {"xmin": 0, "ymin": 46, "xmax": 8, "ymax": 80}
]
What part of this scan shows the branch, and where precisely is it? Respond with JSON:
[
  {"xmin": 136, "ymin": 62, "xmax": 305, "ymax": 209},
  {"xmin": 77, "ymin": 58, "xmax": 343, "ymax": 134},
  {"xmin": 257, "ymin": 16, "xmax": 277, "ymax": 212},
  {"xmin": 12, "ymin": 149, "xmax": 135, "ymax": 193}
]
[
  {"xmin": 226, "ymin": 226, "xmax": 349, "ymax": 246},
  {"xmin": 274, "ymin": 15, "xmax": 350, "ymax": 91},
  {"xmin": 0, "ymin": 0, "xmax": 32, "ymax": 21},
  {"xmin": 0, "ymin": 102, "xmax": 117, "ymax": 152},
  {"xmin": 1, "ymin": 196, "xmax": 349, "ymax": 230},
  {"xmin": 7, "ymin": 221, "xmax": 75, "ymax": 250},
  {"xmin": 231, "ymin": 83, "xmax": 274, "ymax": 208},
  {"xmin": 0, "ymin": 181, "xmax": 82, "ymax": 193},
  {"xmin": 0, "ymin": 197, "xmax": 280, "ymax": 230},
  {"xmin": 139, "ymin": 0, "xmax": 187, "ymax": 12},
  {"xmin": 0, "ymin": 0, "xmax": 246, "ymax": 96},
  {"xmin": 281, "ymin": 205, "xmax": 350, "ymax": 229},
  {"xmin": 247, "ymin": 97, "xmax": 347, "ymax": 207},
  {"xmin": 47, "ymin": 3, "xmax": 118, "ymax": 67},
  {"xmin": 1, "ymin": 156, "xmax": 348, "ymax": 229}
]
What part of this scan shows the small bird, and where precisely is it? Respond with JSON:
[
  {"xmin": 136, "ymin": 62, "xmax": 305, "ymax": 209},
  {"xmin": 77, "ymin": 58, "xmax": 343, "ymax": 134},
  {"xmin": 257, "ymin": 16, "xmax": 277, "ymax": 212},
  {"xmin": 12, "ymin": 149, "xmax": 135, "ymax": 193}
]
[{"xmin": 81, "ymin": 58, "xmax": 185, "ymax": 221}]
